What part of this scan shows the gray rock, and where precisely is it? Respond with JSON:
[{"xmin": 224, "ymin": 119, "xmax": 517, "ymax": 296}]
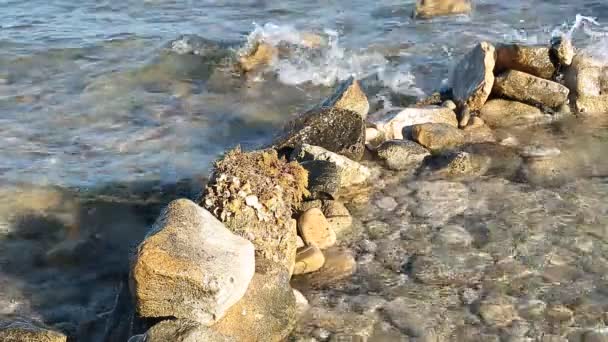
[
  {"xmin": 480, "ymin": 99, "xmax": 549, "ymax": 128},
  {"xmin": 274, "ymin": 107, "xmax": 366, "ymax": 161},
  {"xmin": 452, "ymin": 42, "xmax": 496, "ymax": 111},
  {"xmin": 381, "ymin": 297, "xmax": 438, "ymax": 338},
  {"xmin": 300, "ymin": 160, "xmax": 340, "ymax": 199},
  {"xmin": 564, "ymin": 52, "xmax": 608, "ymax": 114},
  {"xmin": 434, "ymin": 225, "xmax": 473, "ymax": 248},
  {"xmin": 369, "ymin": 106, "xmax": 458, "ymax": 141},
  {"xmin": 375, "ymin": 239, "xmax": 409, "ymax": 272},
  {"xmin": 0, "ymin": 318, "xmax": 67, "ymax": 342},
  {"xmin": 423, "ymin": 150, "xmax": 491, "ymax": 178},
  {"xmin": 130, "ymin": 199, "xmax": 255, "ymax": 325},
  {"xmin": 129, "ymin": 320, "xmax": 234, "ymax": 342},
  {"xmin": 291, "ymin": 144, "xmax": 371, "ymax": 187},
  {"xmin": 495, "ymin": 44, "xmax": 555, "ymax": 79},
  {"xmin": 413, "ymin": 0, "xmax": 472, "ymax": 19},
  {"xmin": 375, "ymin": 140, "xmax": 430, "ymax": 171},
  {"xmin": 411, "ymin": 123, "xmax": 466, "ymax": 151},
  {"xmin": 167, "ymin": 34, "xmax": 227, "ymax": 56},
  {"xmin": 477, "ymin": 295, "xmax": 519, "ymax": 327},
  {"xmin": 294, "ymin": 307, "xmax": 377, "ymax": 341},
  {"xmin": 411, "ymin": 250, "xmax": 493, "ymax": 285},
  {"xmin": 409, "ymin": 181, "xmax": 469, "ymax": 226},
  {"xmin": 375, "ymin": 196, "xmax": 398, "ymax": 211},
  {"xmin": 493, "ymin": 70, "xmax": 569, "ymax": 108}
]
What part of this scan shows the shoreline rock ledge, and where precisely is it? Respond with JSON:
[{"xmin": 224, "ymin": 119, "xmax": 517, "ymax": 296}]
[{"xmin": 130, "ymin": 199, "xmax": 255, "ymax": 325}]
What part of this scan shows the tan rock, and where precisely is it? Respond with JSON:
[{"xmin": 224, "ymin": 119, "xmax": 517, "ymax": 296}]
[
  {"xmin": 317, "ymin": 77, "xmax": 369, "ymax": 119},
  {"xmin": 551, "ymin": 35, "xmax": 574, "ymax": 67},
  {"xmin": 564, "ymin": 53, "xmax": 608, "ymax": 114},
  {"xmin": 452, "ymin": 42, "xmax": 496, "ymax": 111},
  {"xmin": 296, "ymin": 235, "xmax": 305, "ymax": 248},
  {"xmin": 130, "ymin": 199, "xmax": 255, "ymax": 325},
  {"xmin": 369, "ymin": 106, "xmax": 458, "ymax": 141},
  {"xmin": 375, "ymin": 139, "xmax": 430, "ymax": 170},
  {"xmin": 495, "ymin": 44, "xmax": 555, "ymax": 79},
  {"xmin": 479, "ymin": 99, "xmax": 548, "ymax": 128},
  {"xmin": 411, "ymin": 123, "xmax": 465, "ymax": 151},
  {"xmin": 466, "ymin": 116, "xmax": 485, "ymax": 129},
  {"xmin": 493, "ymin": 70, "xmax": 569, "ymax": 108},
  {"xmin": 298, "ymin": 208, "xmax": 336, "ymax": 249},
  {"xmin": 0, "ymin": 318, "xmax": 67, "ymax": 342},
  {"xmin": 292, "ymin": 247, "xmax": 357, "ymax": 290},
  {"xmin": 294, "ymin": 245, "xmax": 326, "ymax": 275},
  {"xmin": 478, "ymin": 295, "xmax": 519, "ymax": 327},
  {"xmin": 321, "ymin": 200, "xmax": 353, "ymax": 237},
  {"xmin": 413, "ymin": 0, "xmax": 472, "ymax": 19},
  {"xmin": 212, "ymin": 260, "xmax": 296, "ymax": 342},
  {"xmin": 129, "ymin": 320, "xmax": 234, "ymax": 342},
  {"xmin": 238, "ymin": 42, "xmax": 277, "ymax": 72}
]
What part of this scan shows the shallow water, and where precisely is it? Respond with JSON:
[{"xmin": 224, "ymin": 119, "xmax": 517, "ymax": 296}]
[{"xmin": 1, "ymin": 0, "xmax": 608, "ymax": 341}]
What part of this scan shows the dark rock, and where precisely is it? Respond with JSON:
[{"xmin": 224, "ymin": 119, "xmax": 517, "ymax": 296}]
[
  {"xmin": 493, "ymin": 70, "xmax": 569, "ymax": 108},
  {"xmin": 495, "ymin": 44, "xmax": 555, "ymax": 79},
  {"xmin": 452, "ymin": 42, "xmax": 496, "ymax": 111},
  {"xmin": 550, "ymin": 35, "xmax": 575, "ymax": 67},
  {"xmin": 300, "ymin": 160, "xmax": 340, "ymax": 200}
]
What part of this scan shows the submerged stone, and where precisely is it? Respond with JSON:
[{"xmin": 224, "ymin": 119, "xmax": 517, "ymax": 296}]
[
  {"xmin": 495, "ymin": 44, "xmax": 555, "ymax": 79},
  {"xmin": 493, "ymin": 70, "xmax": 569, "ymax": 108},
  {"xmin": 413, "ymin": 0, "xmax": 472, "ymax": 19},
  {"xmin": 479, "ymin": 99, "xmax": 548, "ymax": 128},
  {"xmin": 294, "ymin": 245, "xmax": 326, "ymax": 275},
  {"xmin": 452, "ymin": 42, "xmax": 496, "ymax": 111},
  {"xmin": 375, "ymin": 139, "xmax": 430, "ymax": 171},
  {"xmin": 0, "ymin": 319, "xmax": 67, "ymax": 342},
  {"xmin": 292, "ymin": 247, "xmax": 356, "ymax": 290}
]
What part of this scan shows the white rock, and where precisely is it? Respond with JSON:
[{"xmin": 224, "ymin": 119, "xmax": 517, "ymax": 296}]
[{"xmin": 368, "ymin": 106, "xmax": 458, "ymax": 141}]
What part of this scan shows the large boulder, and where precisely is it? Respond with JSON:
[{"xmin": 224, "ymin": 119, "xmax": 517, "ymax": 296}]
[
  {"xmin": 411, "ymin": 123, "xmax": 465, "ymax": 151},
  {"xmin": 495, "ymin": 44, "xmax": 555, "ymax": 79},
  {"xmin": 273, "ymin": 107, "xmax": 366, "ymax": 161},
  {"xmin": 315, "ymin": 77, "xmax": 370, "ymax": 119},
  {"xmin": 493, "ymin": 69, "xmax": 569, "ymax": 108},
  {"xmin": 413, "ymin": 0, "xmax": 472, "ymax": 19},
  {"xmin": 369, "ymin": 106, "xmax": 458, "ymax": 141},
  {"xmin": 452, "ymin": 42, "xmax": 496, "ymax": 111},
  {"xmin": 479, "ymin": 99, "xmax": 549, "ymax": 128},
  {"xmin": 130, "ymin": 199, "xmax": 255, "ymax": 325},
  {"xmin": 291, "ymin": 144, "xmax": 370, "ymax": 187},
  {"xmin": 565, "ymin": 52, "xmax": 608, "ymax": 114},
  {"xmin": 0, "ymin": 318, "xmax": 67, "ymax": 342},
  {"xmin": 211, "ymin": 260, "xmax": 297, "ymax": 342},
  {"xmin": 200, "ymin": 148, "xmax": 307, "ymax": 272}
]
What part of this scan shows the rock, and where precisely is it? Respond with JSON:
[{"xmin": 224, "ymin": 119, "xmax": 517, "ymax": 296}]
[
  {"xmin": 551, "ymin": 35, "xmax": 575, "ymax": 67},
  {"xmin": 238, "ymin": 42, "xmax": 277, "ymax": 72},
  {"xmin": 298, "ymin": 208, "xmax": 336, "ymax": 249},
  {"xmin": 293, "ymin": 289, "xmax": 310, "ymax": 317},
  {"xmin": 292, "ymin": 247, "xmax": 357, "ymax": 290},
  {"xmin": 443, "ymin": 100, "xmax": 457, "ymax": 110},
  {"xmin": 296, "ymin": 235, "xmax": 305, "ymax": 248},
  {"xmin": 478, "ymin": 295, "xmax": 519, "ymax": 327},
  {"xmin": 546, "ymin": 305, "xmax": 574, "ymax": 326},
  {"xmin": 495, "ymin": 44, "xmax": 555, "ymax": 79},
  {"xmin": 466, "ymin": 116, "xmax": 485, "ymax": 129},
  {"xmin": 479, "ymin": 99, "xmax": 548, "ymax": 128},
  {"xmin": 411, "ymin": 123, "xmax": 465, "ymax": 151},
  {"xmin": 413, "ymin": 0, "xmax": 472, "ymax": 18},
  {"xmin": 564, "ymin": 52, "xmax": 608, "ymax": 114},
  {"xmin": 493, "ymin": 70, "xmax": 569, "ymax": 108},
  {"xmin": 294, "ymin": 307, "xmax": 377, "ymax": 341},
  {"xmin": 274, "ymin": 108, "xmax": 366, "ymax": 161},
  {"xmin": 167, "ymin": 34, "xmax": 226, "ymax": 56},
  {"xmin": 458, "ymin": 106, "xmax": 471, "ymax": 128},
  {"xmin": 369, "ymin": 106, "xmax": 458, "ymax": 141},
  {"xmin": 316, "ymin": 77, "xmax": 370, "ymax": 119},
  {"xmin": 212, "ymin": 260, "xmax": 297, "ymax": 342},
  {"xmin": 434, "ymin": 225, "xmax": 473, "ymax": 248},
  {"xmin": 294, "ymin": 245, "xmax": 326, "ymax": 275},
  {"xmin": 452, "ymin": 42, "xmax": 496, "ymax": 111},
  {"xmin": 365, "ymin": 220, "xmax": 392, "ymax": 239},
  {"xmin": 0, "ymin": 319, "xmax": 67, "ymax": 342},
  {"xmin": 581, "ymin": 330, "xmax": 608, "ymax": 342},
  {"xmin": 300, "ymin": 160, "xmax": 340, "ymax": 199},
  {"xmin": 375, "ymin": 196, "xmax": 398, "ymax": 211},
  {"xmin": 517, "ymin": 299, "xmax": 547, "ymax": 320},
  {"xmin": 322, "ymin": 201, "xmax": 353, "ymax": 237},
  {"xmin": 365, "ymin": 127, "xmax": 383, "ymax": 147},
  {"xmin": 423, "ymin": 150, "xmax": 491, "ymax": 178},
  {"xmin": 200, "ymin": 148, "xmax": 307, "ymax": 272},
  {"xmin": 130, "ymin": 199, "xmax": 255, "ymax": 325},
  {"xmin": 291, "ymin": 144, "xmax": 371, "ymax": 187},
  {"xmin": 411, "ymin": 250, "xmax": 493, "ymax": 285},
  {"xmin": 129, "ymin": 320, "xmax": 233, "ymax": 342},
  {"xmin": 375, "ymin": 239, "xmax": 409, "ymax": 272},
  {"xmin": 375, "ymin": 140, "xmax": 430, "ymax": 171},
  {"xmin": 409, "ymin": 181, "xmax": 469, "ymax": 226},
  {"xmin": 381, "ymin": 297, "xmax": 438, "ymax": 339},
  {"xmin": 463, "ymin": 122, "xmax": 497, "ymax": 144}
]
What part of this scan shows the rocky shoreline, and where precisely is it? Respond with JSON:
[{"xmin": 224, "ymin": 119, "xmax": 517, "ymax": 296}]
[{"xmin": 2, "ymin": 13, "xmax": 608, "ymax": 342}]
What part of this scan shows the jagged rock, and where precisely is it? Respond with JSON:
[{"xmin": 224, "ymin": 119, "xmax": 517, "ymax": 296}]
[
  {"xmin": 274, "ymin": 108, "xmax": 366, "ymax": 161},
  {"xmin": 411, "ymin": 123, "xmax": 465, "ymax": 151},
  {"xmin": 413, "ymin": 0, "xmax": 472, "ymax": 18},
  {"xmin": 495, "ymin": 44, "xmax": 555, "ymax": 79},
  {"xmin": 479, "ymin": 99, "xmax": 549, "ymax": 128},
  {"xmin": 292, "ymin": 247, "xmax": 357, "ymax": 290},
  {"xmin": 493, "ymin": 70, "xmax": 569, "ymax": 108},
  {"xmin": 315, "ymin": 77, "xmax": 370, "ymax": 118},
  {"xmin": 369, "ymin": 106, "xmax": 458, "ymax": 141},
  {"xmin": 375, "ymin": 140, "xmax": 430, "ymax": 171},
  {"xmin": 565, "ymin": 52, "xmax": 608, "ymax": 114},
  {"xmin": 452, "ymin": 42, "xmax": 496, "ymax": 111},
  {"xmin": 551, "ymin": 35, "xmax": 575, "ymax": 67},
  {"xmin": 238, "ymin": 42, "xmax": 277, "ymax": 72},
  {"xmin": 300, "ymin": 160, "xmax": 340, "ymax": 200},
  {"xmin": 291, "ymin": 144, "xmax": 370, "ymax": 187},
  {"xmin": 130, "ymin": 199, "xmax": 255, "ymax": 325},
  {"xmin": 294, "ymin": 245, "xmax": 326, "ymax": 275},
  {"xmin": 0, "ymin": 318, "xmax": 67, "ymax": 342},
  {"xmin": 200, "ymin": 148, "xmax": 307, "ymax": 272},
  {"xmin": 298, "ymin": 208, "xmax": 336, "ymax": 249},
  {"xmin": 211, "ymin": 259, "xmax": 297, "ymax": 342},
  {"xmin": 128, "ymin": 320, "xmax": 234, "ymax": 342}
]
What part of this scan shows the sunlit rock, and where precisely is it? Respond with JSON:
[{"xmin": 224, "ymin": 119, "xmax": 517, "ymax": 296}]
[
  {"xmin": 452, "ymin": 42, "xmax": 496, "ymax": 111},
  {"xmin": 479, "ymin": 99, "xmax": 549, "ymax": 128},
  {"xmin": 413, "ymin": 0, "xmax": 472, "ymax": 19},
  {"xmin": 495, "ymin": 44, "xmax": 555, "ymax": 79},
  {"xmin": 493, "ymin": 70, "xmax": 569, "ymax": 108}
]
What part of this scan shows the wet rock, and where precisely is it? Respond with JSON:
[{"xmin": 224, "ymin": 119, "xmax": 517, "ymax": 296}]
[
  {"xmin": 411, "ymin": 250, "xmax": 493, "ymax": 285},
  {"xmin": 466, "ymin": 116, "xmax": 485, "ymax": 129},
  {"xmin": 292, "ymin": 247, "xmax": 356, "ymax": 290},
  {"xmin": 452, "ymin": 42, "xmax": 496, "ymax": 111},
  {"xmin": 409, "ymin": 181, "xmax": 469, "ymax": 226},
  {"xmin": 375, "ymin": 139, "xmax": 430, "ymax": 171},
  {"xmin": 434, "ymin": 225, "xmax": 473, "ymax": 248},
  {"xmin": 463, "ymin": 122, "xmax": 497, "ymax": 144},
  {"xmin": 493, "ymin": 70, "xmax": 569, "ymax": 108},
  {"xmin": 381, "ymin": 297, "xmax": 438, "ymax": 338},
  {"xmin": 480, "ymin": 99, "xmax": 549, "ymax": 128},
  {"xmin": 293, "ymin": 289, "xmax": 310, "ymax": 317},
  {"xmin": 369, "ymin": 106, "xmax": 458, "ymax": 141},
  {"xmin": 238, "ymin": 41, "xmax": 277, "ymax": 72},
  {"xmin": 478, "ymin": 295, "xmax": 519, "ymax": 327},
  {"xmin": 375, "ymin": 239, "xmax": 409, "ymax": 272},
  {"xmin": 0, "ymin": 318, "xmax": 67, "ymax": 342},
  {"xmin": 458, "ymin": 106, "xmax": 471, "ymax": 128},
  {"xmin": 580, "ymin": 330, "xmax": 608, "ymax": 342},
  {"xmin": 291, "ymin": 144, "xmax": 370, "ymax": 187},
  {"xmin": 298, "ymin": 208, "xmax": 336, "ymax": 249},
  {"xmin": 375, "ymin": 196, "xmax": 398, "ymax": 211},
  {"xmin": 413, "ymin": 0, "xmax": 472, "ymax": 18},
  {"xmin": 300, "ymin": 160, "xmax": 340, "ymax": 199},
  {"xmin": 322, "ymin": 201, "xmax": 353, "ymax": 237},
  {"xmin": 462, "ymin": 143, "xmax": 523, "ymax": 177},
  {"xmin": 316, "ymin": 77, "xmax": 370, "ymax": 119},
  {"xmin": 518, "ymin": 155, "xmax": 567, "ymax": 186},
  {"xmin": 423, "ymin": 150, "xmax": 491, "ymax": 178},
  {"xmin": 212, "ymin": 260, "xmax": 296, "ymax": 342},
  {"xmin": 495, "ymin": 44, "xmax": 555, "ymax": 79},
  {"xmin": 294, "ymin": 307, "xmax": 377, "ymax": 341},
  {"xmin": 200, "ymin": 148, "xmax": 308, "ymax": 271},
  {"xmin": 551, "ymin": 35, "xmax": 575, "ymax": 67},
  {"xmin": 168, "ymin": 34, "xmax": 226, "ymax": 56},
  {"xmin": 411, "ymin": 123, "xmax": 465, "ymax": 151},
  {"xmin": 129, "ymin": 320, "xmax": 233, "ymax": 342},
  {"xmin": 130, "ymin": 199, "xmax": 255, "ymax": 324},
  {"xmin": 365, "ymin": 220, "xmax": 392, "ymax": 239},
  {"xmin": 546, "ymin": 305, "xmax": 574, "ymax": 327},
  {"xmin": 564, "ymin": 53, "xmax": 608, "ymax": 114},
  {"xmin": 274, "ymin": 108, "xmax": 366, "ymax": 161}
]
